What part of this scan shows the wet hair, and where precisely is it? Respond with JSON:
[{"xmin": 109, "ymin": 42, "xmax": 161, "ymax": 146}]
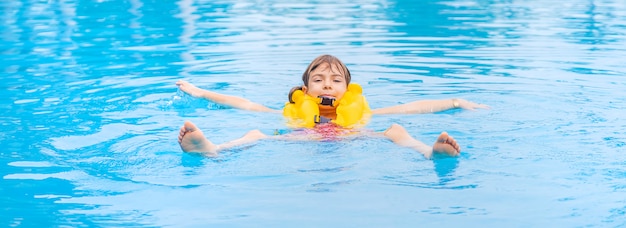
[{"xmin": 288, "ymin": 54, "xmax": 351, "ymax": 103}]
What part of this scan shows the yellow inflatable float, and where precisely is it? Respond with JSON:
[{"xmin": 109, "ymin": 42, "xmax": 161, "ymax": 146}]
[{"xmin": 283, "ymin": 83, "xmax": 372, "ymax": 128}]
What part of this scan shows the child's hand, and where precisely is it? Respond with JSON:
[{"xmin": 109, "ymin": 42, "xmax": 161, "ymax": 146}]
[
  {"xmin": 176, "ymin": 80, "xmax": 205, "ymax": 97},
  {"xmin": 457, "ymin": 99, "xmax": 490, "ymax": 110}
]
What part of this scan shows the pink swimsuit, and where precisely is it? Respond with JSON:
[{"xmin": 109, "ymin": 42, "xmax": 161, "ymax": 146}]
[{"xmin": 302, "ymin": 123, "xmax": 353, "ymax": 141}]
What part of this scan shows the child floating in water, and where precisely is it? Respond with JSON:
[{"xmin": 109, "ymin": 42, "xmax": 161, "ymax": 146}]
[{"xmin": 176, "ymin": 54, "xmax": 489, "ymax": 159}]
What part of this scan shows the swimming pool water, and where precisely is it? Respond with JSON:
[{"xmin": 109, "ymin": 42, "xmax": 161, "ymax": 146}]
[{"xmin": 2, "ymin": 0, "xmax": 626, "ymax": 226}]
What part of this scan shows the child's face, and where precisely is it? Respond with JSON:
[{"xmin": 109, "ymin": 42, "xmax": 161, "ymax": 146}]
[{"xmin": 303, "ymin": 62, "xmax": 348, "ymax": 109}]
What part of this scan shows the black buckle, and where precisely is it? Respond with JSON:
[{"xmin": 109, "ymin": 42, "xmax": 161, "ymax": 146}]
[
  {"xmin": 314, "ymin": 115, "xmax": 332, "ymax": 124},
  {"xmin": 318, "ymin": 96, "xmax": 335, "ymax": 106}
]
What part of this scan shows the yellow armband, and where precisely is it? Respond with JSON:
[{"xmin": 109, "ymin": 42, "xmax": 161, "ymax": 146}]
[
  {"xmin": 283, "ymin": 83, "xmax": 371, "ymax": 128},
  {"xmin": 282, "ymin": 89, "xmax": 319, "ymax": 128},
  {"xmin": 333, "ymin": 83, "xmax": 371, "ymax": 127}
]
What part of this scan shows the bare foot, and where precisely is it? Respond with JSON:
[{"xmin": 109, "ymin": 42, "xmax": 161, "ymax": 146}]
[
  {"xmin": 176, "ymin": 80, "xmax": 205, "ymax": 97},
  {"xmin": 178, "ymin": 121, "xmax": 218, "ymax": 155},
  {"xmin": 432, "ymin": 132, "xmax": 461, "ymax": 157}
]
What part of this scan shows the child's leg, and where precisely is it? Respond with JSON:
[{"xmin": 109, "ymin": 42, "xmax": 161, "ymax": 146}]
[
  {"xmin": 178, "ymin": 121, "xmax": 268, "ymax": 156},
  {"xmin": 178, "ymin": 121, "xmax": 332, "ymax": 156},
  {"xmin": 383, "ymin": 124, "xmax": 461, "ymax": 159}
]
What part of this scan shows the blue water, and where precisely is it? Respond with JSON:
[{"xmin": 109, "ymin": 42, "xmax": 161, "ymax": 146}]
[{"xmin": 2, "ymin": 0, "xmax": 626, "ymax": 226}]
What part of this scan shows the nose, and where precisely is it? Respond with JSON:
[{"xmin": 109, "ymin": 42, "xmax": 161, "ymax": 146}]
[{"xmin": 323, "ymin": 80, "xmax": 332, "ymax": 89}]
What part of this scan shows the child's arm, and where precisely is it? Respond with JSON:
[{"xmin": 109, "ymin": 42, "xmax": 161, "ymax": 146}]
[
  {"xmin": 176, "ymin": 80, "xmax": 279, "ymax": 113},
  {"xmin": 371, "ymin": 98, "xmax": 489, "ymax": 115}
]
